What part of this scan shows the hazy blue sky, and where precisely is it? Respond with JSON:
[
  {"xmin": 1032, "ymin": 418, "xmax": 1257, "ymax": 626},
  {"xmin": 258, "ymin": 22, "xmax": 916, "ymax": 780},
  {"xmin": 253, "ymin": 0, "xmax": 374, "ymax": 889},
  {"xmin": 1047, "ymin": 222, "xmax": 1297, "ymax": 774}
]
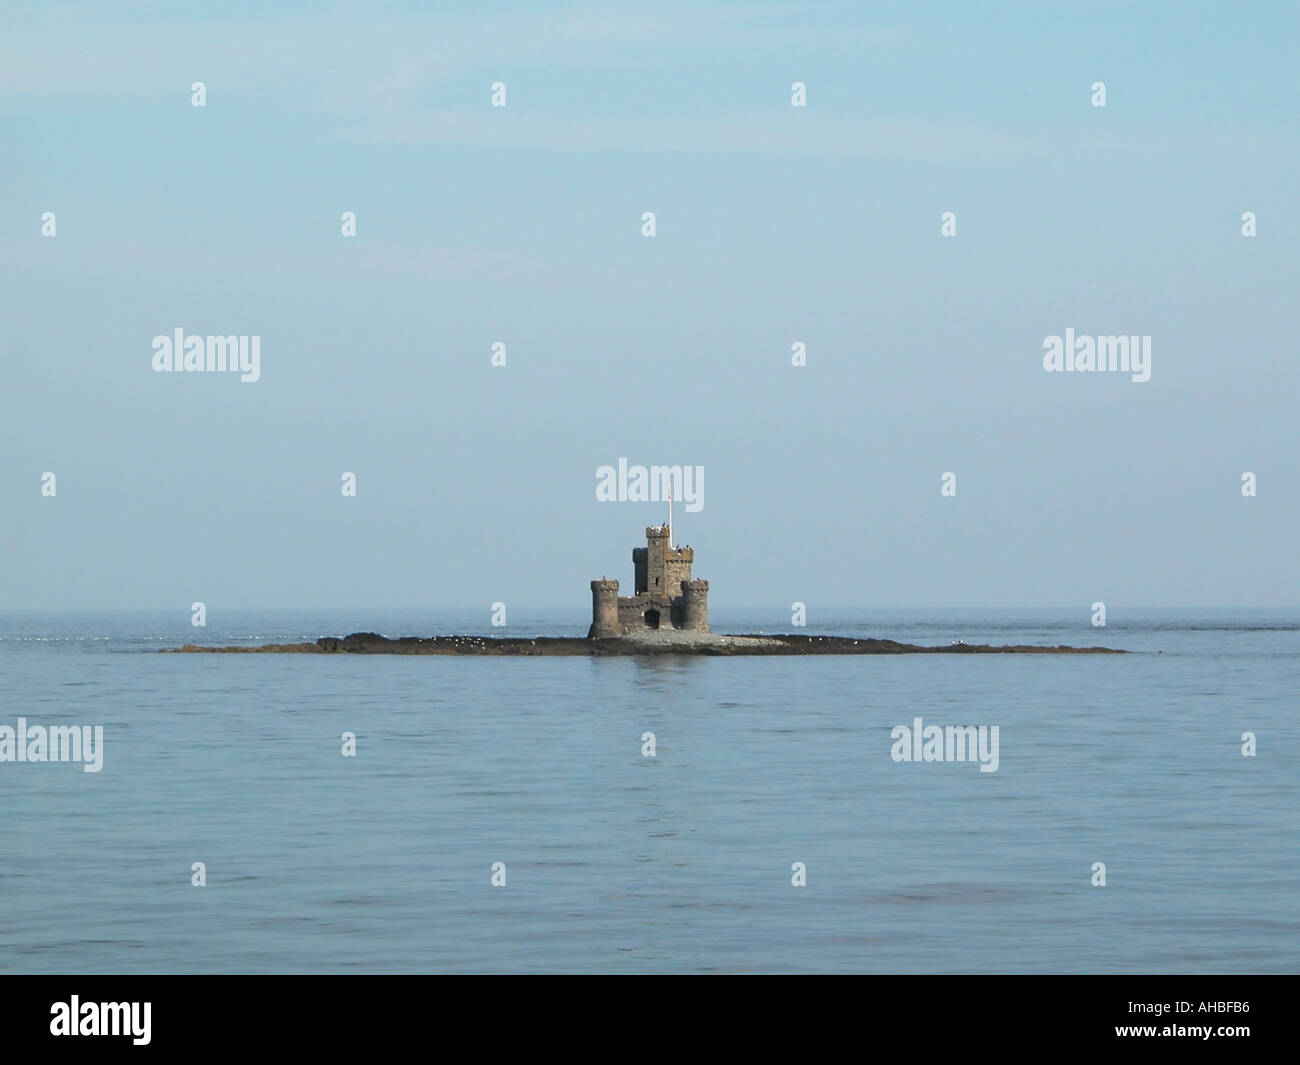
[{"xmin": 3, "ymin": 1, "xmax": 1298, "ymax": 611}]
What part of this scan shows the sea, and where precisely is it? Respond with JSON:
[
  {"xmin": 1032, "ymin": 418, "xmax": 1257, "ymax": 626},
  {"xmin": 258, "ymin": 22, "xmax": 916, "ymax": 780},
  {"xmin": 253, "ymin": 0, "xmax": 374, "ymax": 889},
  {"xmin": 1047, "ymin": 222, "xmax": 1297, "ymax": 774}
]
[{"xmin": 1, "ymin": 608, "xmax": 1296, "ymax": 974}]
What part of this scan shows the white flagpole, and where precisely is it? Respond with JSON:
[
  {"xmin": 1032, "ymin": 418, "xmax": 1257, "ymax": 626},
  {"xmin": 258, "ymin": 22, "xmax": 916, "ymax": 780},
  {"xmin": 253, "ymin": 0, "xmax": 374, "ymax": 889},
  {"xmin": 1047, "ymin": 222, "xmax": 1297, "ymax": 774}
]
[{"xmin": 667, "ymin": 481, "xmax": 673, "ymax": 548}]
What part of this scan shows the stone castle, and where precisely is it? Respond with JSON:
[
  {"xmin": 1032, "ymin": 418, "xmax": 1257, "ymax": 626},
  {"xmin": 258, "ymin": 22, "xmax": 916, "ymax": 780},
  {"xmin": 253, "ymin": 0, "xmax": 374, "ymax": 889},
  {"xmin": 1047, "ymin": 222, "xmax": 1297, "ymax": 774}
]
[{"xmin": 588, "ymin": 525, "xmax": 710, "ymax": 638}]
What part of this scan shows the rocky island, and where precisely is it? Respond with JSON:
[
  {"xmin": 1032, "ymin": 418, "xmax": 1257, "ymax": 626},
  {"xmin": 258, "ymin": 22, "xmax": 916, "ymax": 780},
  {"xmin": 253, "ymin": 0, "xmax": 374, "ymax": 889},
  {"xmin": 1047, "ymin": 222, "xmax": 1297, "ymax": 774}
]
[
  {"xmin": 165, "ymin": 631, "xmax": 1123, "ymax": 656},
  {"xmin": 163, "ymin": 526, "xmax": 1124, "ymax": 656}
]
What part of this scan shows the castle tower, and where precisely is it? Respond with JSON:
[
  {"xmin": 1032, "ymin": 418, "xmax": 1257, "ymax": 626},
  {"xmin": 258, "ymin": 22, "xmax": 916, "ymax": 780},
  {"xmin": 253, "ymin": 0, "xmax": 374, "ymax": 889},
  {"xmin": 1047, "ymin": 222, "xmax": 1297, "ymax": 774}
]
[
  {"xmin": 589, "ymin": 527, "xmax": 707, "ymax": 639},
  {"xmin": 588, "ymin": 579, "xmax": 620, "ymax": 638},
  {"xmin": 682, "ymin": 579, "xmax": 710, "ymax": 632},
  {"xmin": 636, "ymin": 525, "xmax": 693, "ymax": 597}
]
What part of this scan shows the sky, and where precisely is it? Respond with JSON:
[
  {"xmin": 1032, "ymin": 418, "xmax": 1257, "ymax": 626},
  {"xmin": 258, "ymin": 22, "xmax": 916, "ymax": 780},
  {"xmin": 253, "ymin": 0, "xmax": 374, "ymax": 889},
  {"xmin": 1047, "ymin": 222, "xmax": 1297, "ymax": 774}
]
[{"xmin": 2, "ymin": 0, "xmax": 1298, "ymax": 611}]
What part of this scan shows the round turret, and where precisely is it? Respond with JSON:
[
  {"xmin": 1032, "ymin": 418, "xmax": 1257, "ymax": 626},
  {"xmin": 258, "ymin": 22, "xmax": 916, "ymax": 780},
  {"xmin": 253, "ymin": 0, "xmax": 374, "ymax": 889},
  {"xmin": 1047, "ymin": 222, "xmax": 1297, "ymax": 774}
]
[
  {"xmin": 588, "ymin": 579, "xmax": 621, "ymax": 638},
  {"xmin": 682, "ymin": 578, "xmax": 710, "ymax": 632}
]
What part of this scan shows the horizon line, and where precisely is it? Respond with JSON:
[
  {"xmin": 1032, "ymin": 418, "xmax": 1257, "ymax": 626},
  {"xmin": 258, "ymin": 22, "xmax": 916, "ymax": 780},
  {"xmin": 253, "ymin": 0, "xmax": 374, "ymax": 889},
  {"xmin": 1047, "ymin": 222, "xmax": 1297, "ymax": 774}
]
[{"xmin": 3, "ymin": 605, "xmax": 1299, "ymax": 614}]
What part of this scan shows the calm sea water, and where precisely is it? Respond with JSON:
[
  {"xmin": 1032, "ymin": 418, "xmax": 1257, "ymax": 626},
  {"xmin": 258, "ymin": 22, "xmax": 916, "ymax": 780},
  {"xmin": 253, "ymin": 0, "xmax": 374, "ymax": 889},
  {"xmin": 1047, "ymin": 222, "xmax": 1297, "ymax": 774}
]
[{"xmin": 1, "ymin": 608, "xmax": 1296, "ymax": 974}]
